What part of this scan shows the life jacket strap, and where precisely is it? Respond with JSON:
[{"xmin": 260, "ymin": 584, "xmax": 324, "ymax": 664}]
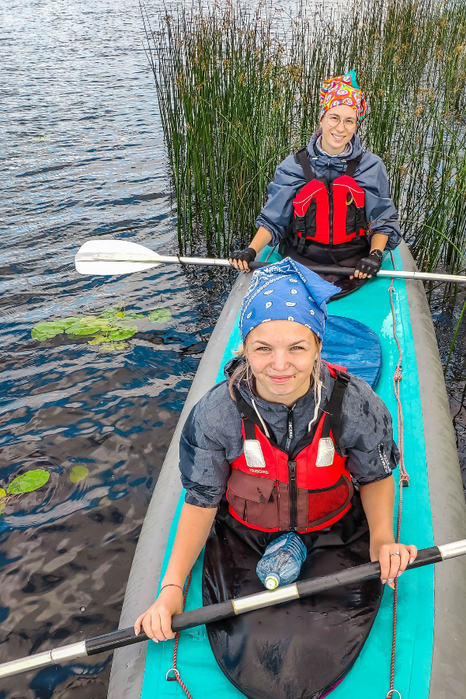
[
  {"xmin": 343, "ymin": 154, "xmax": 362, "ymax": 178},
  {"xmin": 243, "ymin": 418, "xmax": 257, "ymax": 441},
  {"xmin": 233, "ymin": 386, "xmax": 277, "ymax": 444},
  {"xmin": 321, "ymin": 371, "xmax": 350, "ymax": 449},
  {"xmin": 296, "ymin": 146, "xmax": 316, "ymax": 182}
]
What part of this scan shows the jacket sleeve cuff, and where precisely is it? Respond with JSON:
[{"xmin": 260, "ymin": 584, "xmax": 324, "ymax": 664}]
[
  {"xmin": 184, "ymin": 491, "xmax": 220, "ymax": 508},
  {"xmin": 356, "ymin": 471, "xmax": 394, "ymax": 486},
  {"xmin": 368, "ymin": 221, "xmax": 402, "ymax": 250},
  {"xmin": 254, "ymin": 216, "xmax": 284, "ymax": 247}
]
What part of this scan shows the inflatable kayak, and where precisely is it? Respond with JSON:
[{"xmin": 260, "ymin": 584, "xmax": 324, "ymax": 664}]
[{"xmin": 108, "ymin": 242, "xmax": 466, "ymax": 699}]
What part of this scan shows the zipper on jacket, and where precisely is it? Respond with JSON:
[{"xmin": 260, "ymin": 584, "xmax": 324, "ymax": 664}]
[
  {"xmin": 289, "ymin": 460, "xmax": 298, "ymax": 530},
  {"xmin": 328, "ymin": 181, "xmax": 334, "ymax": 246},
  {"xmin": 285, "ymin": 407, "xmax": 294, "ymax": 452}
]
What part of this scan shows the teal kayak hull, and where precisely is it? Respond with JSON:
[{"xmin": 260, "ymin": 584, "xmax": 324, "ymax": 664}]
[{"xmin": 109, "ymin": 244, "xmax": 466, "ymax": 699}]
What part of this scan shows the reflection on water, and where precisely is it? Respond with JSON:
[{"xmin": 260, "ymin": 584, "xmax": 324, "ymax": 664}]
[
  {"xmin": 1, "ymin": 0, "xmax": 234, "ymax": 696},
  {"xmin": 2, "ymin": 0, "xmax": 465, "ymax": 698}
]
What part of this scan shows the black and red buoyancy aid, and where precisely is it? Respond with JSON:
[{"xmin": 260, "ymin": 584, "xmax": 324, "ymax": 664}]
[
  {"xmin": 282, "ymin": 148, "xmax": 367, "ymax": 258},
  {"xmin": 226, "ymin": 363, "xmax": 354, "ymax": 534}
]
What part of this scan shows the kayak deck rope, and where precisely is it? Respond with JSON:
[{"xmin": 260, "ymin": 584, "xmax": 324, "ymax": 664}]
[
  {"xmin": 165, "ymin": 571, "xmax": 193, "ymax": 699},
  {"xmin": 386, "ymin": 261, "xmax": 410, "ymax": 699}
]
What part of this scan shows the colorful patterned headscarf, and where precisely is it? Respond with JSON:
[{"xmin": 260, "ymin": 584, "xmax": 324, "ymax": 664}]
[
  {"xmin": 239, "ymin": 258, "xmax": 341, "ymax": 342},
  {"xmin": 319, "ymin": 70, "xmax": 366, "ymax": 121}
]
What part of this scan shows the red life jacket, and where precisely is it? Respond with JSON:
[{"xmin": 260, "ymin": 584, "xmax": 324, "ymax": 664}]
[
  {"xmin": 283, "ymin": 148, "xmax": 367, "ymax": 258},
  {"xmin": 226, "ymin": 363, "xmax": 354, "ymax": 534}
]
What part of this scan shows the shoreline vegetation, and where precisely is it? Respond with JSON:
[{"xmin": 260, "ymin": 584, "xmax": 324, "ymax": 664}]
[
  {"xmin": 143, "ymin": 0, "xmax": 466, "ymax": 268},
  {"xmin": 142, "ymin": 0, "xmax": 466, "ymax": 475}
]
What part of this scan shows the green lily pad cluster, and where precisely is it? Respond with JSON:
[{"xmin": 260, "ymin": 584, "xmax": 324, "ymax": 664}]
[
  {"xmin": 0, "ymin": 464, "xmax": 91, "ymax": 515},
  {"xmin": 31, "ymin": 305, "xmax": 172, "ymax": 351}
]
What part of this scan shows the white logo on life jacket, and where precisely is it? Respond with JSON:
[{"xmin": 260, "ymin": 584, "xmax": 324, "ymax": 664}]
[{"xmin": 244, "ymin": 439, "xmax": 267, "ymax": 472}]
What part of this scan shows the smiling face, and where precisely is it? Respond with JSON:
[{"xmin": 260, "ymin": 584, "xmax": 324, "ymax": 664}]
[
  {"xmin": 320, "ymin": 105, "xmax": 357, "ymax": 155},
  {"xmin": 245, "ymin": 320, "xmax": 319, "ymax": 407}
]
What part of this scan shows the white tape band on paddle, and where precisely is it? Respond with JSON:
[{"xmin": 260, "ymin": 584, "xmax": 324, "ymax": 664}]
[{"xmin": 232, "ymin": 584, "xmax": 299, "ymax": 614}]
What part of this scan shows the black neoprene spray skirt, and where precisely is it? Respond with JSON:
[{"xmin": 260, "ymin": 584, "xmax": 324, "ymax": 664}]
[{"xmin": 202, "ymin": 496, "xmax": 383, "ymax": 699}]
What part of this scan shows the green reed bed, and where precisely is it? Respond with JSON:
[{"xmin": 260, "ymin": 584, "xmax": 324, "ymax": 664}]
[{"xmin": 143, "ymin": 0, "xmax": 466, "ymax": 279}]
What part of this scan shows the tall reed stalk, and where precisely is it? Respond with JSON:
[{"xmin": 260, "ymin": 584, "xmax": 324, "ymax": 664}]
[{"xmin": 143, "ymin": 0, "xmax": 466, "ymax": 276}]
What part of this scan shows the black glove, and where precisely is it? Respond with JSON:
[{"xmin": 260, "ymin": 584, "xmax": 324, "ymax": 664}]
[
  {"xmin": 229, "ymin": 247, "xmax": 257, "ymax": 267},
  {"xmin": 354, "ymin": 250, "xmax": 383, "ymax": 277}
]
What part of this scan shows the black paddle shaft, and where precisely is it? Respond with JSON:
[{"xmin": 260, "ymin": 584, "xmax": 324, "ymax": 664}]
[
  {"xmin": 249, "ymin": 261, "xmax": 355, "ymax": 276},
  {"xmin": 297, "ymin": 545, "xmax": 441, "ymax": 596},
  {"xmin": 85, "ymin": 547, "xmax": 441, "ymax": 656}
]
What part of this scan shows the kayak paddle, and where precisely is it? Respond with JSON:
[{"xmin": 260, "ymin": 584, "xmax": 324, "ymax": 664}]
[
  {"xmin": 74, "ymin": 239, "xmax": 334, "ymax": 275},
  {"xmin": 1, "ymin": 538, "xmax": 465, "ymax": 679},
  {"xmin": 75, "ymin": 239, "xmax": 466, "ymax": 283}
]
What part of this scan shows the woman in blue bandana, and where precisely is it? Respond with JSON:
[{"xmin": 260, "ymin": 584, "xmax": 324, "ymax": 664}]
[{"xmin": 134, "ymin": 259, "xmax": 417, "ymax": 642}]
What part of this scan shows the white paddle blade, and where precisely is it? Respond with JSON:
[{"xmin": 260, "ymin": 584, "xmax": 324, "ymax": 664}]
[{"xmin": 75, "ymin": 239, "xmax": 162, "ymax": 276}]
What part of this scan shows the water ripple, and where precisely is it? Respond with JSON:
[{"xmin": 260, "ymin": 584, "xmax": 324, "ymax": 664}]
[{"xmin": 0, "ymin": 1, "xmax": 232, "ymax": 697}]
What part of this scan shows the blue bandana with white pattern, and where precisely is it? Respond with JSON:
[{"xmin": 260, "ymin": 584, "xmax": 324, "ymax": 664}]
[{"xmin": 239, "ymin": 258, "xmax": 341, "ymax": 342}]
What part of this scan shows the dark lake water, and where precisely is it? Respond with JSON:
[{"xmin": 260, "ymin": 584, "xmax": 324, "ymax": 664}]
[
  {"xmin": 1, "ymin": 1, "xmax": 465, "ymax": 698},
  {"xmin": 1, "ymin": 2, "xmax": 234, "ymax": 697}
]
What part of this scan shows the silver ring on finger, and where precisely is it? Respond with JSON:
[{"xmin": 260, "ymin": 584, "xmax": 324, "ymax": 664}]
[{"xmin": 390, "ymin": 551, "xmax": 401, "ymax": 557}]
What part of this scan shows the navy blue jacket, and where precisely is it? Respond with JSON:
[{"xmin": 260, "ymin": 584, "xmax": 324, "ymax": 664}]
[{"xmin": 255, "ymin": 134, "xmax": 401, "ymax": 249}]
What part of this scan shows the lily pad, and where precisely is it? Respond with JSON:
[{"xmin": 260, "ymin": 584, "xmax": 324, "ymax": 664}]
[
  {"xmin": 65, "ymin": 323, "xmax": 100, "ymax": 336},
  {"xmin": 31, "ymin": 318, "xmax": 86, "ymax": 341},
  {"xmin": 69, "ymin": 465, "xmax": 89, "ymax": 483},
  {"xmin": 7, "ymin": 469, "xmax": 50, "ymax": 495},
  {"xmin": 31, "ymin": 325, "xmax": 63, "ymax": 341},
  {"xmin": 148, "ymin": 309, "xmax": 172, "ymax": 323},
  {"xmin": 87, "ymin": 334, "xmax": 111, "ymax": 345},
  {"xmin": 54, "ymin": 318, "xmax": 82, "ymax": 329},
  {"xmin": 0, "ymin": 489, "xmax": 6, "ymax": 498},
  {"xmin": 108, "ymin": 325, "xmax": 138, "ymax": 341},
  {"xmin": 100, "ymin": 307, "xmax": 122, "ymax": 319},
  {"xmin": 31, "ymin": 329, "xmax": 59, "ymax": 342}
]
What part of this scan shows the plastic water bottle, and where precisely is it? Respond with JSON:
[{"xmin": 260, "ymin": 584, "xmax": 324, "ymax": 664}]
[{"xmin": 256, "ymin": 532, "xmax": 307, "ymax": 590}]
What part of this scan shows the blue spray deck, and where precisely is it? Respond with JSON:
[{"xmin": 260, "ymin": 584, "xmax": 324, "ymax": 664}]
[{"xmin": 140, "ymin": 247, "xmax": 434, "ymax": 699}]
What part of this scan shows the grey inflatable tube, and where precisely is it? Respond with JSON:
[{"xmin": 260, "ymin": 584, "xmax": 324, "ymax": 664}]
[{"xmin": 398, "ymin": 244, "xmax": 466, "ymax": 699}]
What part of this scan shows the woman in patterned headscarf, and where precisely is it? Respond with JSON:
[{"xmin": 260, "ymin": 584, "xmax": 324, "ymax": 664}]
[
  {"xmin": 134, "ymin": 258, "xmax": 417, "ymax": 643},
  {"xmin": 230, "ymin": 71, "xmax": 400, "ymax": 297}
]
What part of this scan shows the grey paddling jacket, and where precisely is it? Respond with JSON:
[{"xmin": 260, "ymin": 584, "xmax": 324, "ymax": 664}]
[
  {"xmin": 255, "ymin": 133, "xmax": 401, "ymax": 249},
  {"xmin": 180, "ymin": 361, "xmax": 399, "ymax": 509}
]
